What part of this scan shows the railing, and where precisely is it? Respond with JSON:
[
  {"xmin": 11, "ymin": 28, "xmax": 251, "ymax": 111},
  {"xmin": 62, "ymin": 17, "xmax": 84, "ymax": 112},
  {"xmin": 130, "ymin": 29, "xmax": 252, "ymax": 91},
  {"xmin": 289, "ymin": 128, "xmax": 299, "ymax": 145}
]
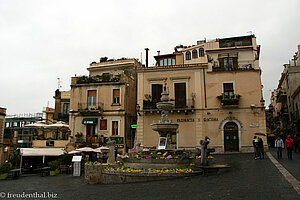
[
  {"xmin": 212, "ymin": 64, "xmax": 254, "ymax": 72},
  {"xmin": 75, "ymin": 74, "xmax": 121, "ymax": 84},
  {"xmin": 78, "ymin": 103, "xmax": 104, "ymax": 112},
  {"xmin": 142, "ymin": 99, "xmax": 195, "ymax": 111},
  {"xmin": 217, "ymin": 93, "xmax": 240, "ymax": 106}
]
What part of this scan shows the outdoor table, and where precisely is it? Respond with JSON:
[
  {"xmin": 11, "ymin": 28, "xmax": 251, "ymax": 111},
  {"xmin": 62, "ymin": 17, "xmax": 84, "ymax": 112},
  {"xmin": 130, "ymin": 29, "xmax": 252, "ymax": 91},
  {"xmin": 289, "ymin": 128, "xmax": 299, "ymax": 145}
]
[
  {"xmin": 10, "ymin": 169, "xmax": 21, "ymax": 179},
  {"xmin": 38, "ymin": 167, "xmax": 51, "ymax": 177}
]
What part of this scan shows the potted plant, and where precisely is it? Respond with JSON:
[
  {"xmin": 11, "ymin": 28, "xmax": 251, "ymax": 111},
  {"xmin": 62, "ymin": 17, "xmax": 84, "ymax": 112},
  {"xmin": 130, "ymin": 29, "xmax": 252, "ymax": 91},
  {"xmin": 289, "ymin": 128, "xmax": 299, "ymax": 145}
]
[{"xmin": 0, "ymin": 162, "xmax": 11, "ymax": 180}]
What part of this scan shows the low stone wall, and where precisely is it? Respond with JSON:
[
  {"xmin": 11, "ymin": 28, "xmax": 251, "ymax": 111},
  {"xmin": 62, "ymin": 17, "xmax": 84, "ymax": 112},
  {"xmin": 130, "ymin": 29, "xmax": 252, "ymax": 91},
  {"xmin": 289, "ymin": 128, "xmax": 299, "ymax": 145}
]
[
  {"xmin": 84, "ymin": 164, "xmax": 201, "ymax": 184},
  {"xmin": 84, "ymin": 164, "xmax": 117, "ymax": 184}
]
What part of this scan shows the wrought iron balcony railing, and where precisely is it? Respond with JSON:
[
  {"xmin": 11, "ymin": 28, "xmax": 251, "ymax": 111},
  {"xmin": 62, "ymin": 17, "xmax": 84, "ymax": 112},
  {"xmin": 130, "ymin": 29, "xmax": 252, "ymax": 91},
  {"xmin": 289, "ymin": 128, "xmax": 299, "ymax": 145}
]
[
  {"xmin": 142, "ymin": 99, "xmax": 195, "ymax": 111},
  {"xmin": 217, "ymin": 93, "xmax": 241, "ymax": 106},
  {"xmin": 78, "ymin": 103, "xmax": 104, "ymax": 112}
]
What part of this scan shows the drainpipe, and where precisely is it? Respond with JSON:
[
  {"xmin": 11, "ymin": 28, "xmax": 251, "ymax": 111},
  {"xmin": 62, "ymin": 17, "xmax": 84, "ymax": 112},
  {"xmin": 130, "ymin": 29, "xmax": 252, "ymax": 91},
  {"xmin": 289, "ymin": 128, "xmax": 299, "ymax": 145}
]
[{"xmin": 203, "ymin": 68, "xmax": 207, "ymax": 108}]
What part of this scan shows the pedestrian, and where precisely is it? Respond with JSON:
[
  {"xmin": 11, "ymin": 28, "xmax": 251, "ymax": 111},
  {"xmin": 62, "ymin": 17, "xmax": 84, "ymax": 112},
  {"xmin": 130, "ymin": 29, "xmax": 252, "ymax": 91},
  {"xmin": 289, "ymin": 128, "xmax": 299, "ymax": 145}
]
[
  {"xmin": 253, "ymin": 136, "xmax": 259, "ymax": 159},
  {"xmin": 293, "ymin": 134, "xmax": 297, "ymax": 153},
  {"xmin": 284, "ymin": 135, "xmax": 294, "ymax": 160},
  {"xmin": 275, "ymin": 136, "xmax": 284, "ymax": 159},
  {"xmin": 258, "ymin": 137, "xmax": 264, "ymax": 159}
]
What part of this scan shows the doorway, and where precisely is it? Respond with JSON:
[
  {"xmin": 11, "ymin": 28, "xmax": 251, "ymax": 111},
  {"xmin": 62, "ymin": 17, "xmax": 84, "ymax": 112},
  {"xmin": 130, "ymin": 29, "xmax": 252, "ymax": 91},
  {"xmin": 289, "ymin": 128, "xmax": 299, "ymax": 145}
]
[{"xmin": 224, "ymin": 122, "xmax": 239, "ymax": 152}]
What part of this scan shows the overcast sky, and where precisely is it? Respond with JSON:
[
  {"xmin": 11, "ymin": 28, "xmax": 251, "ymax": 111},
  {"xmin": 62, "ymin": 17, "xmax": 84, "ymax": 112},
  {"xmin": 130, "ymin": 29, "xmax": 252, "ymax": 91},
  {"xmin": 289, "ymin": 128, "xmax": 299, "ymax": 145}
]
[{"xmin": 1, "ymin": 0, "xmax": 299, "ymax": 115}]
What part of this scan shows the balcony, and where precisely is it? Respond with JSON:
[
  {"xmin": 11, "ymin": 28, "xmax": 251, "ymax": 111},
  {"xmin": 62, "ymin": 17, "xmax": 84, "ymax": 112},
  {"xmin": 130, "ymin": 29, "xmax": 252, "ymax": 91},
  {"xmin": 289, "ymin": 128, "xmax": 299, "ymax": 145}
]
[
  {"xmin": 212, "ymin": 64, "xmax": 254, "ymax": 72},
  {"xmin": 277, "ymin": 89, "xmax": 287, "ymax": 103},
  {"xmin": 217, "ymin": 93, "xmax": 241, "ymax": 107},
  {"xmin": 74, "ymin": 74, "xmax": 121, "ymax": 84},
  {"xmin": 78, "ymin": 103, "xmax": 104, "ymax": 113},
  {"xmin": 142, "ymin": 99, "xmax": 195, "ymax": 113}
]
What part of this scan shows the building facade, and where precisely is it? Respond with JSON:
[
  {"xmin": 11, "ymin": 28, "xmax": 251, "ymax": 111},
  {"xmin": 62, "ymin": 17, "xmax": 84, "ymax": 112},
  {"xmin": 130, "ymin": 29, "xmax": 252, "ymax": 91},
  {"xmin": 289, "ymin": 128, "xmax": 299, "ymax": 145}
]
[
  {"xmin": 0, "ymin": 107, "xmax": 6, "ymax": 164},
  {"xmin": 270, "ymin": 45, "xmax": 300, "ymax": 137},
  {"xmin": 4, "ymin": 113, "xmax": 43, "ymax": 150},
  {"xmin": 53, "ymin": 90, "xmax": 70, "ymax": 123},
  {"xmin": 69, "ymin": 59, "xmax": 140, "ymax": 152},
  {"xmin": 137, "ymin": 35, "xmax": 267, "ymax": 153}
]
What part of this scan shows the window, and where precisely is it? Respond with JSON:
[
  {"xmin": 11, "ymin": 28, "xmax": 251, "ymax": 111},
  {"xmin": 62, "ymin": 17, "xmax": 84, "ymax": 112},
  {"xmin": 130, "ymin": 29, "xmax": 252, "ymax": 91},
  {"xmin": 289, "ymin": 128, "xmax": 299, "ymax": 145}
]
[
  {"xmin": 186, "ymin": 51, "xmax": 191, "ymax": 60},
  {"xmin": 6, "ymin": 122, "xmax": 10, "ymax": 128},
  {"xmin": 219, "ymin": 57, "xmax": 237, "ymax": 71},
  {"xmin": 152, "ymin": 84, "xmax": 163, "ymax": 108},
  {"xmin": 113, "ymin": 88, "xmax": 120, "ymax": 104},
  {"xmin": 192, "ymin": 50, "xmax": 198, "ymax": 59},
  {"xmin": 13, "ymin": 122, "xmax": 18, "ymax": 127},
  {"xmin": 158, "ymin": 58, "xmax": 176, "ymax": 66},
  {"xmin": 174, "ymin": 83, "xmax": 187, "ymax": 108},
  {"xmin": 63, "ymin": 103, "xmax": 70, "ymax": 115},
  {"xmin": 199, "ymin": 48, "xmax": 205, "ymax": 57},
  {"xmin": 172, "ymin": 58, "xmax": 175, "ymax": 65},
  {"xmin": 159, "ymin": 59, "xmax": 163, "ymax": 66},
  {"xmin": 111, "ymin": 120, "xmax": 119, "ymax": 136},
  {"xmin": 223, "ymin": 83, "xmax": 234, "ymax": 97},
  {"xmin": 87, "ymin": 90, "xmax": 97, "ymax": 108},
  {"xmin": 100, "ymin": 119, "xmax": 107, "ymax": 130}
]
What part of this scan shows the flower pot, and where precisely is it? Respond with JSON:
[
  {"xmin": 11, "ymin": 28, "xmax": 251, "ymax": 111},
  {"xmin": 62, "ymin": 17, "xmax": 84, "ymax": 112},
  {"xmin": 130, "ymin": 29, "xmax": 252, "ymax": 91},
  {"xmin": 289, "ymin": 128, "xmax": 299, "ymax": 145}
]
[
  {"xmin": 50, "ymin": 171, "xmax": 56, "ymax": 176},
  {"xmin": 0, "ymin": 173, "xmax": 8, "ymax": 180}
]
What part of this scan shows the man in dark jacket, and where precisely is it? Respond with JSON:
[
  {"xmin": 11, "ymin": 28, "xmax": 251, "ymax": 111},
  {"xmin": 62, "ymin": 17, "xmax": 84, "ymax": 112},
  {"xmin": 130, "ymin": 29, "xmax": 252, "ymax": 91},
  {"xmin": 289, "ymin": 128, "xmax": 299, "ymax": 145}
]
[{"xmin": 258, "ymin": 137, "xmax": 264, "ymax": 159}]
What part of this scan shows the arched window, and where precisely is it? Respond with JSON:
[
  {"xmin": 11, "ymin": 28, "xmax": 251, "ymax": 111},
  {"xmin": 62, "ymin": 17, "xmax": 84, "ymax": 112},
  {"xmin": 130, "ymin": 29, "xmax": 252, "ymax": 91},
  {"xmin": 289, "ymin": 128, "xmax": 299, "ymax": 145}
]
[
  {"xmin": 192, "ymin": 50, "xmax": 198, "ymax": 59},
  {"xmin": 186, "ymin": 51, "xmax": 191, "ymax": 60},
  {"xmin": 199, "ymin": 48, "xmax": 205, "ymax": 57}
]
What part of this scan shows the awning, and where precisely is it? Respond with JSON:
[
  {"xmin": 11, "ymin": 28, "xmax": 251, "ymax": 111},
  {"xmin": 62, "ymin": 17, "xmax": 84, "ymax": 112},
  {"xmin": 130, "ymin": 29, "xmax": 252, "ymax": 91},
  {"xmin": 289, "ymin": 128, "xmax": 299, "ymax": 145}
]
[
  {"xmin": 19, "ymin": 148, "xmax": 65, "ymax": 156},
  {"xmin": 82, "ymin": 118, "xmax": 97, "ymax": 125}
]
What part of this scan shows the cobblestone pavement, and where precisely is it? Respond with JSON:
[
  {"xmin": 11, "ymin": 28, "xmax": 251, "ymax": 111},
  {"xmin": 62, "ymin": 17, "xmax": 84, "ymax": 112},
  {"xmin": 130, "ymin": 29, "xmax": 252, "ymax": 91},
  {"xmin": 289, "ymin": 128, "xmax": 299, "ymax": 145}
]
[
  {"xmin": 269, "ymin": 147, "xmax": 300, "ymax": 182},
  {"xmin": 0, "ymin": 153, "xmax": 299, "ymax": 200}
]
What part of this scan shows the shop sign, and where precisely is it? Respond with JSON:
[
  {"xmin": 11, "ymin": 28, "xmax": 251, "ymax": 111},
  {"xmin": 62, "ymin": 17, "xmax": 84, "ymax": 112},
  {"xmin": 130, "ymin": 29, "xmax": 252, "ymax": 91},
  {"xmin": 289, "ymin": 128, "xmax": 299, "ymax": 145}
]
[
  {"xmin": 203, "ymin": 118, "xmax": 218, "ymax": 122},
  {"xmin": 177, "ymin": 118, "xmax": 195, "ymax": 122}
]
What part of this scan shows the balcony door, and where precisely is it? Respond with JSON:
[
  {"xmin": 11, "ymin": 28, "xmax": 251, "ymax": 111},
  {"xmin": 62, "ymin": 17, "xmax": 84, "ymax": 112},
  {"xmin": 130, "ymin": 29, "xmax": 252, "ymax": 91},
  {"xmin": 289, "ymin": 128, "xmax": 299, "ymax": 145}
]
[
  {"xmin": 223, "ymin": 83, "xmax": 234, "ymax": 98},
  {"xmin": 175, "ymin": 83, "xmax": 186, "ymax": 108},
  {"xmin": 87, "ymin": 90, "xmax": 97, "ymax": 109},
  {"xmin": 152, "ymin": 84, "xmax": 163, "ymax": 109},
  {"xmin": 224, "ymin": 122, "xmax": 239, "ymax": 152}
]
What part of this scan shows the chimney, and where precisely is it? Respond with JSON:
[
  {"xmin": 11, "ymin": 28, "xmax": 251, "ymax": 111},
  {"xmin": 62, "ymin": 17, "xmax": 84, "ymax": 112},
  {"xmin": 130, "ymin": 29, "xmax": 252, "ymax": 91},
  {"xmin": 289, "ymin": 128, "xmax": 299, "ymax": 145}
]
[
  {"xmin": 157, "ymin": 50, "xmax": 160, "ymax": 56},
  {"xmin": 145, "ymin": 48, "xmax": 149, "ymax": 67}
]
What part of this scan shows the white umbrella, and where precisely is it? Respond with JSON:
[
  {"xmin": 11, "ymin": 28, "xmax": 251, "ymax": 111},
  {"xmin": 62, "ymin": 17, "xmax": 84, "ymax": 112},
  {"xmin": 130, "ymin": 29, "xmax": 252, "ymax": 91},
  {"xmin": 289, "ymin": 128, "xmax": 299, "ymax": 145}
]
[
  {"xmin": 67, "ymin": 150, "xmax": 81, "ymax": 154},
  {"xmin": 94, "ymin": 146, "xmax": 109, "ymax": 153},
  {"xmin": 75, "ymin": 147, "xmax": 95, "ymax": 152},
  {"xmin": 95, "ymin": 146, "xmax": 109, "ymax": 150},
  {"xmin": 24, "ymin": 121, "xmax": 48, "ymax": 128},
  {"xmin": 47, "ymin": 121, "xmax": 69, "ymax": 129}
]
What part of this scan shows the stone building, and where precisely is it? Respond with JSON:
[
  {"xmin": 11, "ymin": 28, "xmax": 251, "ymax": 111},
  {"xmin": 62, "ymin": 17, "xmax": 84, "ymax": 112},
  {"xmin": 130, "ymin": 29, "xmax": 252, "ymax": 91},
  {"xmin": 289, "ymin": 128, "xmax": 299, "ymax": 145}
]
[
  {"xmin": 270, "ymin": 45, "xmax": 300, "ymax": 137},
  {"xmin": 136, "ymin": 35, "xmax": 267, "ymax": 153},
  {"xmin": 0, "ymin": 107, "xmax": 6, "ymax": 164},
  {"xmin": 69, "ymin": 59, "xmax": 140, "ymax": 152}
]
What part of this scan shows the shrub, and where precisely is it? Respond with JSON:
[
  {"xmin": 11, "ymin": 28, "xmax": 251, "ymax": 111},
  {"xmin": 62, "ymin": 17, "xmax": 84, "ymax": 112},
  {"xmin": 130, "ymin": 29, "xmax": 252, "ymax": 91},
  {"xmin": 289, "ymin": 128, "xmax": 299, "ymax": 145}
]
[
  {"xmin": 48, "ymin": 160, "xmax": 61, "ymax": 171},
  {"xmin": 0, "ymin": 163, "xmax": 11, "ymax": 174}
]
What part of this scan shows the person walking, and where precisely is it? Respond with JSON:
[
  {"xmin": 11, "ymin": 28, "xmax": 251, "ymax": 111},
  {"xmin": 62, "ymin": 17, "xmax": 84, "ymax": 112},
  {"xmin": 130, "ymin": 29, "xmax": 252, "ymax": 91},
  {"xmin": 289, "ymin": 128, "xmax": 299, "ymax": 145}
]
[
  {"xmin": 284, "ymin": 135, "xmax": 294, "ymax": 160},
  {"xmin": 275, "ymin": 136, "xmax": 284, "ymax": 159},
  {"xmin": 258, "ymin": 137, "xmax": 264, "ymax": 159}
]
